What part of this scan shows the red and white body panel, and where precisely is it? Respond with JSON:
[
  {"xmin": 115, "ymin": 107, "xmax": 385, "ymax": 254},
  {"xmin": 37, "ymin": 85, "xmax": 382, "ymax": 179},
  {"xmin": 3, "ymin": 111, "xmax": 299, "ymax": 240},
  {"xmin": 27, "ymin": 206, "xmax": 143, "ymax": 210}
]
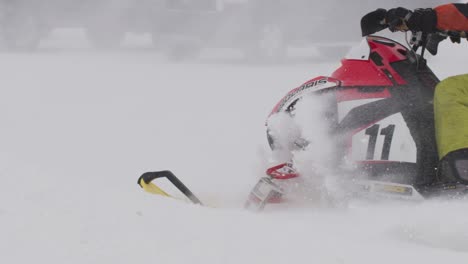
[{"xmin": 268, "ymin": 36, "xmax": 418, "ymax": 168}]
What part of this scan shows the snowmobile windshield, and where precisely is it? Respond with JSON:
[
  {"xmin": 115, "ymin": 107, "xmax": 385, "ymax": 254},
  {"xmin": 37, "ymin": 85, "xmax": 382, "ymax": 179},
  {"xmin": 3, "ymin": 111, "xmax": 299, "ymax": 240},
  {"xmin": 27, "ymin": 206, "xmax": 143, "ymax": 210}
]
[{"xmin": 345, "ymin": 38, "xmax": 371, "ymax": 61}]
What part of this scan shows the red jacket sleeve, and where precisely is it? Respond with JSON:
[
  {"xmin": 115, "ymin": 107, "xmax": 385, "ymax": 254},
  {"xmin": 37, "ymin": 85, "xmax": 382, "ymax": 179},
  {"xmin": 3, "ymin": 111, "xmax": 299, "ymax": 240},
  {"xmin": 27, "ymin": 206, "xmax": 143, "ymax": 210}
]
[{"xmin": 434, "ymin": 3, "xmax": 468, "ymax": 31}]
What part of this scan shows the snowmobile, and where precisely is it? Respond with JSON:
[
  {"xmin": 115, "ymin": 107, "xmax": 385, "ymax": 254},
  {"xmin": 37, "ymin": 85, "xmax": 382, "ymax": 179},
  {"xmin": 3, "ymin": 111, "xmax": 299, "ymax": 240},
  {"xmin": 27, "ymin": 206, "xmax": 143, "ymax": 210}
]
[
  {"xmin": 244, "ymin": 23, "xmax": 468, "ymax": 211},
  {"xmin": 137, "ymin": 21, "xmax": 468, "ymax": 210}
]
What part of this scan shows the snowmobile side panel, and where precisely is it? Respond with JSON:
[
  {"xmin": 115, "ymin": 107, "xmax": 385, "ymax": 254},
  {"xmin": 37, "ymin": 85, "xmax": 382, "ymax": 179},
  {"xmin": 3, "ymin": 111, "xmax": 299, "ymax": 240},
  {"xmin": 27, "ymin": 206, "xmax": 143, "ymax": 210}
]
[
  {"xmin": 269, "ymin": 76, "xmax": 340, "ymax": 116},
  {"xmin": 353, "ymin": 180, "xmax": 425, "ymax": 201}
]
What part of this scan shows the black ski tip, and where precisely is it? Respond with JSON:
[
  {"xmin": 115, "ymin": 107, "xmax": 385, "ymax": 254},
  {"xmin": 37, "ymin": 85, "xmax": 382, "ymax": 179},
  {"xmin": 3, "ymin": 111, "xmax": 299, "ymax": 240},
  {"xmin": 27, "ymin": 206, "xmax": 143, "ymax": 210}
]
[
  {"xmin": 138, "ymin": 171, "xmax": 175, "ymax": 186},
  {"xmin": 137, "ymin": 174, "xmax": 145, "ymax": 187},
  {"xmin": 138, "ymin": 172, "xmax": 155, "ymax": 186}
]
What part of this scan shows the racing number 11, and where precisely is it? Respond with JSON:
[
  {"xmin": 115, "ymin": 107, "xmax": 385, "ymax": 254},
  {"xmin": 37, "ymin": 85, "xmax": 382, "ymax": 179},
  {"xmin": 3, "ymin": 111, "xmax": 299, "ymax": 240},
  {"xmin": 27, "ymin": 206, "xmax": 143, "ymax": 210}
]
[{"xmin": 365, "ymin": 124, "xmax": 395, "ymax": 160}]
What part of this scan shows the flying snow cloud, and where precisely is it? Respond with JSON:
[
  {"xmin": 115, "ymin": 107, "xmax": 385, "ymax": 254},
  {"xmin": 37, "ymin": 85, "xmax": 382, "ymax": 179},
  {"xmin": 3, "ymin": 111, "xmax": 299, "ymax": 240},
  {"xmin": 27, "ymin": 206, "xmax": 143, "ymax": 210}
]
[{"xmin": 266, "ymin": 92, "xmax": 347, "ymax": 206}]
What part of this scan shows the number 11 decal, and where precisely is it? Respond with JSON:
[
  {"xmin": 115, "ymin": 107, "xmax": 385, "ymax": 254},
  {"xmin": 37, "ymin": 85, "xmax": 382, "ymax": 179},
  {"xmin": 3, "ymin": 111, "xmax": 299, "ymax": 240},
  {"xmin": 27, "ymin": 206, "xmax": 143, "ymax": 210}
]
[{"xmin": 365, "ymin": 124, "xmax": 396, "ymax": 160}]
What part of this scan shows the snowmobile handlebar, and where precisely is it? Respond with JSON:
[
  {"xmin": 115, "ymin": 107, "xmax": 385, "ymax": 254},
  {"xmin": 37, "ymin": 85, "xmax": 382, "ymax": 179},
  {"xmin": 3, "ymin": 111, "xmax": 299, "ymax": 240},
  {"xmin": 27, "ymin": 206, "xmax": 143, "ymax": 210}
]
[
  {"xmin": 405, "ymin": 30, "xmax": 467, "ymax": 57},
  {"xmin": 360, "ymin": 9, "xmax": 460, "ymax": 57}
]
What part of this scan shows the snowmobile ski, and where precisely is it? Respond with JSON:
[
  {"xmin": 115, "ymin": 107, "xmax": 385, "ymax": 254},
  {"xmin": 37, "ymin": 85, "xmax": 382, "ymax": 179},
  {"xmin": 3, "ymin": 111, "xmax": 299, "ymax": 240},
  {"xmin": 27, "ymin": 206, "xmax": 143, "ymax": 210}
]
[
  {"xmin": 138, "ymin": 171, "xmax": 203, "ymax": 205},
  {"xmin": 244, "ymin": 177, "xmax": 284, "ymax": 211}
]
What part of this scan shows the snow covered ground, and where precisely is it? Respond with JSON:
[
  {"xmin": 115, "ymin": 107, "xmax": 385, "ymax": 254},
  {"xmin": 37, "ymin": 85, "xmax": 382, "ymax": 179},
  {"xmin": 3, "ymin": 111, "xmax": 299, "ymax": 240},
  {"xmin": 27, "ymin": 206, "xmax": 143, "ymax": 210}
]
[{"xmin": 2, "ymin": 30, "xmax": 468, "ymax": 264}]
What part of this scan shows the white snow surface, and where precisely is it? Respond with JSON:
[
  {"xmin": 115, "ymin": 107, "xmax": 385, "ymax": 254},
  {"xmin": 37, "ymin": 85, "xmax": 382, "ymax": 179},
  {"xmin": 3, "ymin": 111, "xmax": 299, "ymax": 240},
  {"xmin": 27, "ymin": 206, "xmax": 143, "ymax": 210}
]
[{"xmin": 2, "ymin": 32, "xmax": 468, "ymax": 264}]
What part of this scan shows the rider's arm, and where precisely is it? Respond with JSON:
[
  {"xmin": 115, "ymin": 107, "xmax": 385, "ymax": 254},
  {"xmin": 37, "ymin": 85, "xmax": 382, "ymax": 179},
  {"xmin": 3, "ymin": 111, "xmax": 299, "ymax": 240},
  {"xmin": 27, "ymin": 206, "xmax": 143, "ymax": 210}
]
[
  {"xmin": 434, "ymin": 3, "xmax": 468, "ymax": 31},
  {"xmin": 386, "ymin": 3, "xmax": 468, "ymax": 33}
]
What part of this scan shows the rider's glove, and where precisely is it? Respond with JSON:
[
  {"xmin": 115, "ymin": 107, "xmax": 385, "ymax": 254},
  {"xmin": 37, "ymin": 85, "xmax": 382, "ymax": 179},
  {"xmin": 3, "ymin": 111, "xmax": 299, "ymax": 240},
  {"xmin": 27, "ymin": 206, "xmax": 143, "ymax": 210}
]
[
  {"xmin": 386, "ymin": 7, "xmax": 413, "ymax": 32},
  {"xmin": 386, "ymin": 7, "xmax": 437, "ymax": 33},
  {"xmin": 407, "ymin": 8, "xmax": 437, "ymax": 33}
]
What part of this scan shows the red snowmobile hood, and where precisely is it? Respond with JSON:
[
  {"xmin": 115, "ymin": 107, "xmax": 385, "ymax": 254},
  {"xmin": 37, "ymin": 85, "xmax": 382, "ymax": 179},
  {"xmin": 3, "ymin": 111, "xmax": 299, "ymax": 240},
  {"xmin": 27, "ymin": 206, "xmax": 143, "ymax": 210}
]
[
  {"xmin": 332, "ymin": 36, "xmax": 409, "ymax": 87},
  {"xmin": 269, "ymin": 36, "xmax": 411, "ymax": 117}
]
